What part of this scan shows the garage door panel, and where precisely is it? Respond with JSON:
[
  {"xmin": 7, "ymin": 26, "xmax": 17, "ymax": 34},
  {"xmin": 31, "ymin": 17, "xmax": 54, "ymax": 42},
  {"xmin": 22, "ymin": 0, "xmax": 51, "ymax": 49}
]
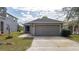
[{"xmin": 35, "ymin": 25, "xmax": 60, "ymax": 36}]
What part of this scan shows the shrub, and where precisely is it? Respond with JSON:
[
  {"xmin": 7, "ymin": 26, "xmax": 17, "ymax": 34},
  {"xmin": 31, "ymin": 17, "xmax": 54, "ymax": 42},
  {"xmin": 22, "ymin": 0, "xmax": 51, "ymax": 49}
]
[
  {"xmin": 5, "ymin": 36, "xmax": 13, "ymax": 39},
  {"xmin": 61, "ymin": 29, "xmax": 72, "ymax": 37}
]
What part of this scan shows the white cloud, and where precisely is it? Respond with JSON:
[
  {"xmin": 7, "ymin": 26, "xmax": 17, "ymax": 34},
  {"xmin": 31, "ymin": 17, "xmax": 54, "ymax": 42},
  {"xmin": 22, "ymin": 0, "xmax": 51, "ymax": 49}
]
[
  {"xmin": 39, "ymin": 10, "xmax": 64, "ymax": 20},
  {"xmin": 12, "ymin": 7, "xmax": 63, "ymax": 11},
  {"xmin": 17, "ymin": 8, "xmax": 64, "ymax": 24},
  {"xmin": 12, "ymin": 7, "xmax": 64, "ymax": 20},
  {"xmin": 8, "ymin": 6, "xmax": 64, "ymax": 24},
  {"xmin": 18, "ymin": 14, "xmax": 38, "ymax": 24},
  {"xmin": 21, "ymin": 13, "xmax": 27, "ymax": 17},
  {"xmin": 12, "ymin": 7, "xmax": 64, "ymax": 23}
]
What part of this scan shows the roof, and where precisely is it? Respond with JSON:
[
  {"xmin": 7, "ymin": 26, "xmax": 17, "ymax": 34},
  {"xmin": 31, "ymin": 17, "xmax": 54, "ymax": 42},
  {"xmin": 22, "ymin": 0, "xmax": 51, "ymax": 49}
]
[
  {"xmin": 26, "ymin": 17, "xmax": 63, "ymax": 24},
  {"xmin": 6, "ymin": 13, "xmax": 18, "ymax": 19}
]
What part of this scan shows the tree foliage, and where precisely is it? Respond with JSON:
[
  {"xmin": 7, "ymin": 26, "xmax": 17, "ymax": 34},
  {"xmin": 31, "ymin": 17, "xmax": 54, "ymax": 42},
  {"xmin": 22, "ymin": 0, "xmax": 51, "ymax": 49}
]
[
  {"xmin": 17, "ymin": 25, "xmax": 24, "ymax": 32},
  {"xmin": 42, "ymin": 16, "xmax": 48, "ymax": 19},
  {"xmin": 62, "ymin": 7, "xmax": 79, "ymax": 20},
  {"xmin": 62, "ymin": 7, "xmax": 79, "ymax": 34}
]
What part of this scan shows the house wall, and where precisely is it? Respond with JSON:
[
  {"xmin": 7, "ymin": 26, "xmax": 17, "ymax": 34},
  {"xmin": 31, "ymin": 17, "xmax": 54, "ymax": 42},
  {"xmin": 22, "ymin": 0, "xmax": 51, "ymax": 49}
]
[
  {"xmin": 4, "ymin": 15, "xmax": 18, "ymax": 33},
  {"xmin": 0, "ymin": 18, "xmax": 5, "ymax": 34},
  {"xmin": 30, "ymin": 24, "xmax": 36, "ymax": 35},
  {"xmin": 0, "ymin": 15, "xmax": 18, "ymax": 34},
  {"xmin": 0, "ymin": 7, "xmax": 18, "ymax": 34}
]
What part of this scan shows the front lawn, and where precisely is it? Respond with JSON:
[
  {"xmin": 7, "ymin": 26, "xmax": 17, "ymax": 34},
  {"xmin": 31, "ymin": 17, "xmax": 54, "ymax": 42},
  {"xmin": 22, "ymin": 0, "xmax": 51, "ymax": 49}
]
[
  {"xmin": 0, "ymin": 32, "xmax": 33, "ymax": 51},
  {"xmin": 70, "ymin": 35, "xmax": 79, "ymax": 42}
]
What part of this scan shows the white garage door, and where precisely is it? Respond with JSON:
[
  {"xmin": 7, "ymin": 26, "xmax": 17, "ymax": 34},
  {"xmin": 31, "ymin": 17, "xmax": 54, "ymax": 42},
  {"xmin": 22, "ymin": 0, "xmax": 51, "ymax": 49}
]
[{"xmin": 35, "ymin": 25, "xmax": 60, "ymax": 36}]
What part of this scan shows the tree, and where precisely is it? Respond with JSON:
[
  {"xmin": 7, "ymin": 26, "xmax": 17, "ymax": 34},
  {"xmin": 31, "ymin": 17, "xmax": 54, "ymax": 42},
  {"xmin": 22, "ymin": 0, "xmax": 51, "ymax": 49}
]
[
  {"xmin": 62, "ymin": 7, "xmax": 79, "ymax": 20},
  {"xmin": 42, "ymin": 16, "xmax": 48, "ymax": 19},
  {"xmin": 62, "ymin": 7, "xmax": 79, "ymax": 34},
  {"xmin": 17, "ymin": 25, "xmax": 24, "ymax": 32}
]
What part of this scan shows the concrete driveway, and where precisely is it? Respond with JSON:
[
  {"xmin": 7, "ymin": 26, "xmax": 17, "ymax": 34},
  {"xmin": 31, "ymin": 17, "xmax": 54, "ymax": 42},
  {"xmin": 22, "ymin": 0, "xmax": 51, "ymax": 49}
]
[{"xmin": 27, "ymin": 36, "xmax": 79, "ymax": 51}]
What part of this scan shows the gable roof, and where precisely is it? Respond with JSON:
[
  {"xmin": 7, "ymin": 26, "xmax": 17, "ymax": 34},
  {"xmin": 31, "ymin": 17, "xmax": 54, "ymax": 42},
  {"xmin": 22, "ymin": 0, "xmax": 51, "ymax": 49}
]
[
  {"xmin": 6, "ymin": 13, "xmax": 18, "ymax": 19},
  {"xmin": 27, "ymin": 17, "xmax": 63, "ymax": 24}
]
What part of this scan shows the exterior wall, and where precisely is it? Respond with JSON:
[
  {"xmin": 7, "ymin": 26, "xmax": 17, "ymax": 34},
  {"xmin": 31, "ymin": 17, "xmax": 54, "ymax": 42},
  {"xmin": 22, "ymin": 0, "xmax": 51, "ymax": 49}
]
[
  {"xmin": 30, "ymin": 23, "xmax": 62, "ymax": 36},
  {"xmin": 0, "ymin": 7, "xmax": 6, "ymax": 34},
  {"xmin": 0, "ymin": 7, "xmax": 18, "ymax": 34},
  {"xmin": 0, "ymin": 18, "xmax": 5, "ymax": 34},
  {"xmin": 0, "ymin": 15, "xmax": 18, "ymax": 34},
  {"xmin": 4, "ymin": 17, "xmax": 18, "ymax": 33},
  {"xmin": 30, "ymin": 24, "xmax": 36, "ymax": 35}
]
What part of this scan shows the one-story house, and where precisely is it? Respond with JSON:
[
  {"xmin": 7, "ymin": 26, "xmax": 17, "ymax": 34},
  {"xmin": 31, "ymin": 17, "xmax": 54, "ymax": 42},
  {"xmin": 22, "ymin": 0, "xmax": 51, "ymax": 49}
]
[{"xmin": 24, "ymin": 17, "xmax": 63, "ymax": 36}]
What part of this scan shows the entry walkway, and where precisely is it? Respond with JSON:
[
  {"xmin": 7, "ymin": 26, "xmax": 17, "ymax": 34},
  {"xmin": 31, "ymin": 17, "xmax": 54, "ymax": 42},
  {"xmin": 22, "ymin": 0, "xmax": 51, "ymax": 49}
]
[{"xmin": 18, "ymin": 34, "xmax": 33, "ymax": 38}]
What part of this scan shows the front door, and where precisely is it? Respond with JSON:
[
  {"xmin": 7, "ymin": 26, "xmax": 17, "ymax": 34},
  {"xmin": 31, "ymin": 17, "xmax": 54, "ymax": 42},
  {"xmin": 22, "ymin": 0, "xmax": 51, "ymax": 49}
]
[{"xmin": 25, "ymin": 26, "xmax": 30, "ymax": 33}]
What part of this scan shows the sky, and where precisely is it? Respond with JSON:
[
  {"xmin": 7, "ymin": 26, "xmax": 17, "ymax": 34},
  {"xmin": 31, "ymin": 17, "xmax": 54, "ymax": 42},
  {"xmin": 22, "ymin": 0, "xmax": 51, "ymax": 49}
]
[
  {"xmin": 7, "ymin": 7, "xmax": 64, "ymax": 24},
  {"xmin": 0, "ymin": 0, "xmax": 79, "ymax": 25}
]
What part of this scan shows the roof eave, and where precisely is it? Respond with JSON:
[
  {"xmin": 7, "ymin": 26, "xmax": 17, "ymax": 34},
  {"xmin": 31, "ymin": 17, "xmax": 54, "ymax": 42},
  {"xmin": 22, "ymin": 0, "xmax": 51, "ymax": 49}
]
[{"xmin": 24, "ymin": 22, "xmax": 63, "ymax": 24}]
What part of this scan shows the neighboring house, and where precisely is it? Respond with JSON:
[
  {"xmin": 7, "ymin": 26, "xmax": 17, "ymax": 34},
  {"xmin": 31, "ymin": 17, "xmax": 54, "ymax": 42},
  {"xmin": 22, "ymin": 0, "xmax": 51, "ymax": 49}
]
[
  {"xmin": 0, "ymin": 7, "xmax": 18, "ymax": 34},
  {"xmin": 24, "ymin": 17, "xmax": 63, "ymax": 36}
]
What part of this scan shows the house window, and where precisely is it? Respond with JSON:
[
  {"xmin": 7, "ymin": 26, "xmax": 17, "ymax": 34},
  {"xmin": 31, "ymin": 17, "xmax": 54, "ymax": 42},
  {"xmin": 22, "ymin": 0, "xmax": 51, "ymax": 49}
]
[
  {"xmin": 13, "ymin": 18, "xmax": 17, "ymax": 22},
  {"xmin": 6, "ymin": 14, "xmax": 9, "ymax": 17},
  {"xmin": 14, "ymin": 19, "xmax": 16, "ymax": 22},
  {"xmin": 14, "ymin": 20, "xmax": 15, "ymax": 22},
  {"xmin": 14, "ymin": 18, "xmax": 15, "ymax": 20}
]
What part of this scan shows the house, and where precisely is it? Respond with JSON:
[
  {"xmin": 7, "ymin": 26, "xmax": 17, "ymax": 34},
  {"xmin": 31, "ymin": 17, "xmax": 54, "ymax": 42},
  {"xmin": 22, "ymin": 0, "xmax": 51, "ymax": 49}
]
[
  {"xmin": 24, "ymin": 17, "xmax": 63, "ymax": 36},
  {"xmin": 0, "ymin": 7, "xmax": 18, "ymax": 34}
]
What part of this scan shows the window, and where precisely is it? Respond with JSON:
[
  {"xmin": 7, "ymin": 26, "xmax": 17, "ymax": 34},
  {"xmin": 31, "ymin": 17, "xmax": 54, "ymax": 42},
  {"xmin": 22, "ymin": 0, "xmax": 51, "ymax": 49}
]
[
  {"xmin": 14, "ymin": 18, "xmax": 15, "ymax": 20},
  {"xmin": 14, "ymin": 18, "xmax": 17, "ymax": 22},
  {"xmin": 6, "ymin": 14, "xmax": 9, "ymax": 17}
]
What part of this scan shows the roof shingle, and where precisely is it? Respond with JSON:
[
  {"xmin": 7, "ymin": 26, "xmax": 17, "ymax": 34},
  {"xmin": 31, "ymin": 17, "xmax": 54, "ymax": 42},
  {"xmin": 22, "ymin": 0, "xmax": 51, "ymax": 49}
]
[{"xmin": 27, "ymin": 17, "xmax": 63, "ymax": 24}]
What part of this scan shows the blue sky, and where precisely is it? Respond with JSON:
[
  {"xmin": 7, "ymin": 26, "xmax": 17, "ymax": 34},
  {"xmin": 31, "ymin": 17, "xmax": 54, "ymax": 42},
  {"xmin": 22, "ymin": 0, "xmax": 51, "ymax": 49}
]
[{"xmin": 7, "ymin": 7, "xmax": 64, "ymax": 24}]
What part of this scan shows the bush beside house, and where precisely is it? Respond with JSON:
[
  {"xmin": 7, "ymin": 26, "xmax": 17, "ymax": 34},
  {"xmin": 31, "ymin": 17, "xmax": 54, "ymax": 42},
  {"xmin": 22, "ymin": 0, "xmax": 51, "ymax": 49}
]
[{"xmin": 61, "ymin": 29, "xmax": 72, "ymax": 37}]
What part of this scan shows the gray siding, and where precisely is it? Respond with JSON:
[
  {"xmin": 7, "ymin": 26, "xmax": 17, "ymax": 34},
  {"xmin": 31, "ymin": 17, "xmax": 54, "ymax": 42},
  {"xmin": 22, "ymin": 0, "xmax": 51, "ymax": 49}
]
[
  {"xmin": 4, "ymin": 17, "xmax": 18, "ymax": 33},
  {"xmin": 0, "ymin": 15, "xmax": 18, "ymax": 34},
  {"xmin": 0, "ymin": 7, "xmax": 18, "ymax": 34},
  {"xmin": 30, "ymin": 24, "xmax": 36, "ymax": 35}
]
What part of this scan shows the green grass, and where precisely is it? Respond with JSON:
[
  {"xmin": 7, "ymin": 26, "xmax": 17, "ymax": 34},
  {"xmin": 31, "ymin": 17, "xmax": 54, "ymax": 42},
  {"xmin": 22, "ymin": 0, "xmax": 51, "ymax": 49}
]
[
  {"xmin": 70, "ymin": 35, "xmax": 79, "ymax": 42},
  {"xmin": 0, "ymin": 32, "xmax": 33, "ymax": 51}
]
